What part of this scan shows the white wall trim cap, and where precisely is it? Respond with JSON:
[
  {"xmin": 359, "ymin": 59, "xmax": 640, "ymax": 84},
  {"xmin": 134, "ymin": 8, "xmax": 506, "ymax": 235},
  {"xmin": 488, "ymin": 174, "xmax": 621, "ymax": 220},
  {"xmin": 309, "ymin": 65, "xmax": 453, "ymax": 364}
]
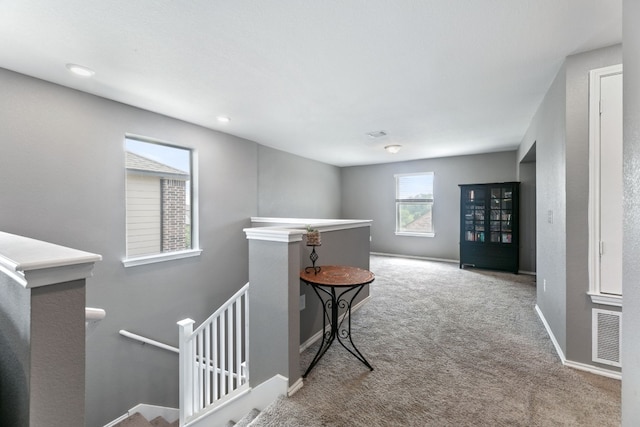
[
  {"xmin": 251, "ymin": 217, "xmax": 372, "ymax": 232},
  {"xmin": 244, "ymin": 228, "xmax": 304, "ymax": 243},
  {"xmin": 246, "ymin": 218, "xmax": 373, "ymax": 242},
  {"xmin": 0, "ymin": 231, "xmax": 102, "ymax": 288},
  {"xmin": 394, "ymin": 231, "xmax": 435, "ymax": 238},
  {"xmin": 587, "ymin": 292, "xmax": 622, "ymax": 307}
]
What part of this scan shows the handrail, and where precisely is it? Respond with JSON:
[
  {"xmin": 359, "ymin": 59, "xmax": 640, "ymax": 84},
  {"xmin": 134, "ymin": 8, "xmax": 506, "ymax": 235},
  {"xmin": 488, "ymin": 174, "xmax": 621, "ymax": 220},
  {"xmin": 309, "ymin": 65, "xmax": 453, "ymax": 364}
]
[
  {"xmin": 119, "ymin": 329, "xmax": 244, "ymax": 379},
  {"xmin": 192, "ymin": 282, "xmax": 250, "ymax": 336},
  {"xmin": 119, "ymin": 329, "xmax": 179, "ymax": 354},
  {"xmin": 86, "ymin": 307, "xmax": 106, "ymax": 321},
  {"xmin": 86, "ymin": 307, "xmax": 106, "ymax": 337}
]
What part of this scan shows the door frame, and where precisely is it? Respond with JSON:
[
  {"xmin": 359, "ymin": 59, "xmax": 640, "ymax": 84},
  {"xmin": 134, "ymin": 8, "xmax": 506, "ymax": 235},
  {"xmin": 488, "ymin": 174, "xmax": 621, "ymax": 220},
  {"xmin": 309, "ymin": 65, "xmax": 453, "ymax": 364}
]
[{"xmin": 588, "ymin": 63, "xmax": 623, "ymax": 306}]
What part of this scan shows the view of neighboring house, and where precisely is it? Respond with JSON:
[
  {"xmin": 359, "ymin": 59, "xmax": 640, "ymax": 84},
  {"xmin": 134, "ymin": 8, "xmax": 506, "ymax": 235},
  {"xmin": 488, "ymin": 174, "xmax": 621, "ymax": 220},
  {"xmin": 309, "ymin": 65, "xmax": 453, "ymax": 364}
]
[
  {"xmin": 403, "ymin": 210, "xmax": 433, "ymax": 233},
  {"xmin": 125, "ymin": 151, "xmax": 190, "ymax": 257}
]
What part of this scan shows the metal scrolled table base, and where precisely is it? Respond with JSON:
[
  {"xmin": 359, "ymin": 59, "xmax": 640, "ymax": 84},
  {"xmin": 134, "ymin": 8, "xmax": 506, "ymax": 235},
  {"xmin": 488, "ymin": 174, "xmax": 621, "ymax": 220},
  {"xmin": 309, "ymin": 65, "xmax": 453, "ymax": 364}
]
[{"xmin": 302, "ymin": 282, "xmax": 373, "ymax": 378}]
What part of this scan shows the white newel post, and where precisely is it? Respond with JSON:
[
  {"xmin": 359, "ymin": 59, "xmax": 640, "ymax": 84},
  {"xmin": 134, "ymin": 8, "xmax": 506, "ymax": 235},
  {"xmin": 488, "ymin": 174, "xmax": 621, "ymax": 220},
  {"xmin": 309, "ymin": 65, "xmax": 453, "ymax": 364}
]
[
  {"xmin": 0, "ymin": 232, "xmax": 101, "ymax": 427},
  {"xmin": 178, "ymin": 318, "xmax": 195, "ymax": 425}
]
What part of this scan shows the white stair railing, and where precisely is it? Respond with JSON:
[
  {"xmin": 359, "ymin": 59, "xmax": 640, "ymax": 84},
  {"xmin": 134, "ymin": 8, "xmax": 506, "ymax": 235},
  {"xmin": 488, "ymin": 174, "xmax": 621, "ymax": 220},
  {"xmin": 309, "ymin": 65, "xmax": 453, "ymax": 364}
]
[{"xmin": 178, "ymin": 283, "xmax": 250, "ymax": 426}]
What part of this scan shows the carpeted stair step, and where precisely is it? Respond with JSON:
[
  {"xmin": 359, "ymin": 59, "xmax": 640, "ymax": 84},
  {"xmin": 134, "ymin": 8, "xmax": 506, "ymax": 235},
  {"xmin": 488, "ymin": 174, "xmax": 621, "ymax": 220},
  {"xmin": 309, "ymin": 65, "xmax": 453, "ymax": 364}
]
[
  {"xmin": 150, "ymin": 415, "xmax": 179, "ymax": 427},
  {"xmin": 112, "ymin": 412, "xmax": 177, "ymax": 427},
  {"xmin": 112, "ymin": 412, "xmax": 153, "ymax": 427},
  {"xmin": 228, "ymin": 408, "xmax": 261, "ymax": 427}
]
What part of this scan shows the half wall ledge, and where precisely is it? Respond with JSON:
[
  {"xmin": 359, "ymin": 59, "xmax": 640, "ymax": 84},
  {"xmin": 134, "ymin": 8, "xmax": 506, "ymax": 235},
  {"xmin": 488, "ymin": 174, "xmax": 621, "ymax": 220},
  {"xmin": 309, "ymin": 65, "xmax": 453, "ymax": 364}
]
[
  {"xmin": 246, "ymin": 217, "xmax": 372, "ymax": 241},
  {"xmin": 0, "ymin": 231, "xmax": 102, "ymax": 288}
]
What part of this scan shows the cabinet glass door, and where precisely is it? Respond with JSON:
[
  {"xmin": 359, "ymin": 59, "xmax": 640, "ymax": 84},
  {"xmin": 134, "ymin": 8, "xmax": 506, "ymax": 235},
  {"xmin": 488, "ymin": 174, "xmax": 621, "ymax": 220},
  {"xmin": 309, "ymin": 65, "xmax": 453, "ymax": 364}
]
[
  {"xmin": 489, "ymin": 186, "xmax": 513, "ymax": 243},
  {"xmin": 463, "ymin": 188, "xmax": 485, "ymax": 242}
]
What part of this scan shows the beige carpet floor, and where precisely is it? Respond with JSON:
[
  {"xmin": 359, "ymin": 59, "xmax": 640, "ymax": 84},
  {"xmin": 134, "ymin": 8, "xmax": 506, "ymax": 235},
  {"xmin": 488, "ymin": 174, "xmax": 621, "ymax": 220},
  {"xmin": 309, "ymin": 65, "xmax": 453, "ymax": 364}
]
[{"xmin": 250, "ymin": 255, "xmax": 620, "ymax": 426}]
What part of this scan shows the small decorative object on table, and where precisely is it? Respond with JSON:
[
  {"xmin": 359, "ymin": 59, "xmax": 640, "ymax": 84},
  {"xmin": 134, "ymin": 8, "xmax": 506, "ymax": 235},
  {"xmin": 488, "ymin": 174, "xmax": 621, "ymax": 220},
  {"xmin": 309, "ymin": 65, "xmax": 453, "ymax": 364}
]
[{"xmin": 305, "ymin": 225, "xmax": 321, "ymax": 274}]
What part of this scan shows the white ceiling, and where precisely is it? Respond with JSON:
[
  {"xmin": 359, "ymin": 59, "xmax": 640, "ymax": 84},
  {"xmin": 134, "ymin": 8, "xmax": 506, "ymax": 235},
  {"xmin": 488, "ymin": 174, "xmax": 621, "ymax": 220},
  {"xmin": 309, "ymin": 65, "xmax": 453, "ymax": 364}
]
[{"xmin": 0, "ymin": 1, "xmax": 621, "ymax": 167}]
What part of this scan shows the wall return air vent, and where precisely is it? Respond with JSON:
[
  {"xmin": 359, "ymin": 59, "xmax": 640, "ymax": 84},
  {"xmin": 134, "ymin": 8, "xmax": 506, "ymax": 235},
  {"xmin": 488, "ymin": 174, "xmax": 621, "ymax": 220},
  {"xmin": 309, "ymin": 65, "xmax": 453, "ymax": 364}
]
[{"xmin": 592, "ymin": 308, "xmax": 621, "ymax": 367}]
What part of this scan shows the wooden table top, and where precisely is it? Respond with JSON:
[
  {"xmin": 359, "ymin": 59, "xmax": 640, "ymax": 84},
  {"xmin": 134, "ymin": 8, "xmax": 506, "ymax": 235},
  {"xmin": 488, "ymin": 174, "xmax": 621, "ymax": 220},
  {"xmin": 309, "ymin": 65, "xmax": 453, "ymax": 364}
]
[{"xmin": 300, "ymin": 265, "xmax": 375, "ymax": 287}]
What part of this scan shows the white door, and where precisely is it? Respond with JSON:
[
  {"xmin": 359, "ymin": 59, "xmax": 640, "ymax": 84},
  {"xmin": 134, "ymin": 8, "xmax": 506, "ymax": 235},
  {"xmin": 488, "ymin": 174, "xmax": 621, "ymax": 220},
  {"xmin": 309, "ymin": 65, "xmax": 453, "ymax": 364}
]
[
  {"xmin": 599, "ymin": 71, "xmax": 623, "ymax": 295},
  {"xmin": 589, "ymin": 65, "xmax": 623, "ymax": 296}
]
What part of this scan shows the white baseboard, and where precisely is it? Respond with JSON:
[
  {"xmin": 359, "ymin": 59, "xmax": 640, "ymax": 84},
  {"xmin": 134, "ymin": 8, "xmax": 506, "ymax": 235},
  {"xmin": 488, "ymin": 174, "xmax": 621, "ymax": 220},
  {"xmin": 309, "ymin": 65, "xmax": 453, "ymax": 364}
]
[
  {"xmin": 371, "ymin": 252, "xmax": 538, "ymax": 276},
  {"xmin": 370, "ymin": 252, "xmax": 459, "ymax": 264},
  {"xmin": 535, "ymin": 304, "xmax": 621, "ymax": 380},
  {"xmin": 288, "ymin": 377, "xmax": 304, "ymax": 396},
  {"xmin": 535, "ymin": 304, "xmax": 567, "ymax": 363},
  {"xmin": 564, "ymin": 359, "xmax": 621, "ymax": 380},
  {"xmin": 518, "ymin": 270, "xmax": 536, "ymax": 276},
  {"xmin": 299, "ymin": 295, "xmax": 371, "ymax": 353}
]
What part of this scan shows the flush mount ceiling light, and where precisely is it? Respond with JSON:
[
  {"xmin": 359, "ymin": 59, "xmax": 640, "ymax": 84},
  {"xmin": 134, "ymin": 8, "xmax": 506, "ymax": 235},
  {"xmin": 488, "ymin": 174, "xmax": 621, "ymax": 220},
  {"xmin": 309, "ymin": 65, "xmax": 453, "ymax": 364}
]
[
  {"xmin": 384, "ymin": 144, "xmax": 402, "ymax": 154},
  {"xmin": 66, "ymin": 63, "xmax": 95, "ymax": 77},
  {"xmin": 216, "ymin": 115, "xmax": 231, "ymax": 123}
]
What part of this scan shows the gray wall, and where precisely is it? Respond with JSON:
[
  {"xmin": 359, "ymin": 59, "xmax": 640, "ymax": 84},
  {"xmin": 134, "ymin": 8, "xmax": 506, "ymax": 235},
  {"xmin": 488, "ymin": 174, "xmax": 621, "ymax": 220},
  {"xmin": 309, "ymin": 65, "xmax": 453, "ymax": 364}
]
[
  {"xmin": 0, "ymin": 68, "xmax": 257, "ymax": 426},
  {"xmin": 519, "ymin": 45, "xmax": 622, "ymax": 367},
  {"xmin": 299, "ymin": 227, "xmax": 371, "ymax": 345},
  {"xmin": 0, "ymin": 68, "xmax": 341, "ymax": 427},
  {"xmin": 341, "ymin": 152, "xmax": 517, "ymax": 261},
  {"xmin": 258, "ymin": 145, "xmax": 342, "ymax": 218},
  {"xmin": 622, "ymin": 1, "xmax": 640, "ymax": 423},
  {"xmin": 520, "ymin": 60, "xmax": 568, "ymax": 353},
  {"xmin": 564, "ymin": 45, "xmax": 622, "ymax": 366}
]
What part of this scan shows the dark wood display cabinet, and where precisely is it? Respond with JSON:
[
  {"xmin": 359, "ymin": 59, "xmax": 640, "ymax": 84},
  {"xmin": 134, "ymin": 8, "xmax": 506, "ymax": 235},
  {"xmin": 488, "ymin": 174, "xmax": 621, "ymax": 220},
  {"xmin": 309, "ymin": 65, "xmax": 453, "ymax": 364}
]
[{"xmin": 459, "ymin": 182, "xmax": 520, "ymax": 273}]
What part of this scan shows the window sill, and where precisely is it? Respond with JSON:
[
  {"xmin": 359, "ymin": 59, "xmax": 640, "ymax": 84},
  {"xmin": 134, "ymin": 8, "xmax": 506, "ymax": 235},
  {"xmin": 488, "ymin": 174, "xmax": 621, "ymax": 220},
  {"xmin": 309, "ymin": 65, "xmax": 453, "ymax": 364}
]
[
  {"xmin": 122, "ymin": 249, "xmax": 203, "ymax": 268},
  {"xmin": 587, "ymin": 292, "xmax": 622, "ymax": 307},
  {"xmin": 395, "ymin": 232, "xmax": 435, "ymax": 238}
]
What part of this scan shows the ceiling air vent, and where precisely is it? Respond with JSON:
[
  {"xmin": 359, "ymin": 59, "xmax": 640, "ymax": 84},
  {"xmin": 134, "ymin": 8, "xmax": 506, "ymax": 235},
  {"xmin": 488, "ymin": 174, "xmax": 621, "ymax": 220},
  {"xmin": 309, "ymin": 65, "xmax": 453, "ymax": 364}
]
[{"xmin": 366, "ymin": 130, "xmax": 387, "ymax": 139}]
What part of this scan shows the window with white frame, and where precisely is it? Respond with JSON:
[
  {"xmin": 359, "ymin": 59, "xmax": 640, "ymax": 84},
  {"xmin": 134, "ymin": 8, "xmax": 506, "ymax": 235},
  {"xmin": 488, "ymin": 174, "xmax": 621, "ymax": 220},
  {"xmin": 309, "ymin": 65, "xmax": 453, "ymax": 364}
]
[
  {"xmin": 395, "ymin": 172, "xmax": 434, "ymax": 236},
  {"xmin": 123, "ymin": 136, "xmax": 200, "ymax": 266}
]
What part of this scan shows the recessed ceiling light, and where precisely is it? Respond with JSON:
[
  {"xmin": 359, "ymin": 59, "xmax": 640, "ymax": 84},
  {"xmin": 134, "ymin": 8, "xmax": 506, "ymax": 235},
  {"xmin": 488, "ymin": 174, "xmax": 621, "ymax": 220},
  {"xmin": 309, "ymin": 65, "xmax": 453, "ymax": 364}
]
[
  {"xmin": 384, "ymin": 144, "xmax": 402, "ymax": 154},
  {"xmin": 217, "ymin": 116, "xmax": 231, "ymax": 123},
  {"xmin": 66, "ymin": 63, "xmax": 95, "ymax": 77}
]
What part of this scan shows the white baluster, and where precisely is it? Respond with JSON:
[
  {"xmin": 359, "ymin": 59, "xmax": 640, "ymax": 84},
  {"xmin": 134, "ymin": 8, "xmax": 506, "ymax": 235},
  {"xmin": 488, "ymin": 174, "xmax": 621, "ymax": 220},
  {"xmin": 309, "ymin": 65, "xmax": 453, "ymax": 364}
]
[
  {"xmin": 244, "ymin": 290, "xmax": 250, "ymax": 384},
  {"xmin": 204, "ymin": 323, "xmax": 211, "ymax": 406},
  {"xmin": 213, "ymin": 317, "xmax": 219, "ymax": 401},
  {"xmin": 197, "ymin": 332, "xmax": 204, "ymax": 410},
  {"xmin": 227, "ymin": 306, "xmax": 233, "ymax": 393},
  {"xmin": 220, "ymin": 310, "xmax": 226, "ymax": 397},
  {"xmin": 235, "ymin": 299, "xmax": 240, "ymax": 388}
]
